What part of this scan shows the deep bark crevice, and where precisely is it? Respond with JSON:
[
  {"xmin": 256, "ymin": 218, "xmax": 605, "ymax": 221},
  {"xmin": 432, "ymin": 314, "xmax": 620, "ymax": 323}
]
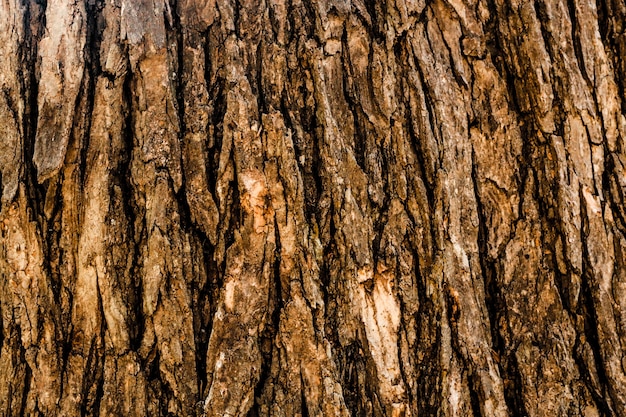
[{"xmin": 578, "ymin": 265, "xmax": 614, "ymax": 415}]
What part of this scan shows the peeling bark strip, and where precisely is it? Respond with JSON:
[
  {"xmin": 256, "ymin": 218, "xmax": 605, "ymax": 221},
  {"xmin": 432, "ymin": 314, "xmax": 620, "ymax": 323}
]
[
  {"xmin": 1, "ymin": 0, "xmax": 626, "ymax": 416},
  {"xmin": 33, "ymin": 0, "xmax": 86, "ymax": 182}
]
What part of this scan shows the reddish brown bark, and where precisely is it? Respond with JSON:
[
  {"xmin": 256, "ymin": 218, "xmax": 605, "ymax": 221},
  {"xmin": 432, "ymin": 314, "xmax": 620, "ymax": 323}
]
[{"xmin": 1, "ymin": 0, "xmax": 626, "ymax": 416}]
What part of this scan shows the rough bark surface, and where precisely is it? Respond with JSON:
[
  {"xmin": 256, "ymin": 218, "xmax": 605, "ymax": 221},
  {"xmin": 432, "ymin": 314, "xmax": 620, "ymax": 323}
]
[{"xmin": 1, "ymin": 0, "xmax": 626, "ymax": 416}]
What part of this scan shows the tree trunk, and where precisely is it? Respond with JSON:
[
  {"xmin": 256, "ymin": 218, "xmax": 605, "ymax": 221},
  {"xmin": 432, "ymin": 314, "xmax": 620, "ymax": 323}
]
[{"xmin": 1, "ymin": 0, "xmax": 626, "ymax": 416}]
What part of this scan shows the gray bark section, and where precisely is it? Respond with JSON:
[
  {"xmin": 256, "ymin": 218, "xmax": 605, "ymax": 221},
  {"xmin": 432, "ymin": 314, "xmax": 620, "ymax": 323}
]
[{"xmin": 1, "ymin": 0, "xmax": 626, "ymax": 416}]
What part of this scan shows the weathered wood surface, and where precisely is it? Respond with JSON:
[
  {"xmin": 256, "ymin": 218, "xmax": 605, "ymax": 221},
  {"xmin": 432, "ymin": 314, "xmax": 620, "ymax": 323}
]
[{"xmin": 1, "ymin": 0, "xmax": 626, "ymax": 416}]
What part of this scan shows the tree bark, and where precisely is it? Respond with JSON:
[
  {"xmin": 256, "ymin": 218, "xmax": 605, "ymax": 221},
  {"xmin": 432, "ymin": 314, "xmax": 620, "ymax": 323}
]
[{"xmin": 1, "ymin": 0, "xmax": 626, "ymax": 416}]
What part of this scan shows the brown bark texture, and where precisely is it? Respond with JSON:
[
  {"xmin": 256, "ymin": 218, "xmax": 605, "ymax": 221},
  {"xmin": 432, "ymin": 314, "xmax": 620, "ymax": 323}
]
[{"xmin": 1, "ymin": 0, "xmax": 626, "ymax": 416}]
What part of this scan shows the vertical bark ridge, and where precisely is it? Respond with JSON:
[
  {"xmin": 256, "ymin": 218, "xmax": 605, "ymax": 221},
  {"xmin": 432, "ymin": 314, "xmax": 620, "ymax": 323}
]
[{"xmin": 32, "ymin": 0, "xmax": 87, "ymax": 183}]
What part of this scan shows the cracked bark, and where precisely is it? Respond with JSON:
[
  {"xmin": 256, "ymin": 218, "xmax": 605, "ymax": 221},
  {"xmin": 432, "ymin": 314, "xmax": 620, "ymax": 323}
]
[{"xmin": 1, "ymin": 0, "xmax": 626, "ymax": 416}]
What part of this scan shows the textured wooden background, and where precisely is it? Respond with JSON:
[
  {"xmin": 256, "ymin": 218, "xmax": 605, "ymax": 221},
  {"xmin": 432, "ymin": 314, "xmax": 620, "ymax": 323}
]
[{"xmin": 1, "ymin": 0, "xmax": 626, "ymax": 416}]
